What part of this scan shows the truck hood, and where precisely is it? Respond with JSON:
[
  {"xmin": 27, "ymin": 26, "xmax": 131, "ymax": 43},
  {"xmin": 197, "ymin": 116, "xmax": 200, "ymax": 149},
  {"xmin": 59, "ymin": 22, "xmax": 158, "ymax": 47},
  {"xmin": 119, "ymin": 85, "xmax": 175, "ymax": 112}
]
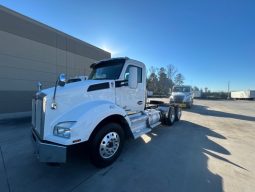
[
  {"xmin": 37, "ymin": 79, "xmax": 116, "ymax": 143},
  {"xmin": 41, "ymin": 80, "xmax": 113, "ymax": 98},
  {"xmin": 171, "ymin": 92, "xmax": 187, "ymax": 97}
]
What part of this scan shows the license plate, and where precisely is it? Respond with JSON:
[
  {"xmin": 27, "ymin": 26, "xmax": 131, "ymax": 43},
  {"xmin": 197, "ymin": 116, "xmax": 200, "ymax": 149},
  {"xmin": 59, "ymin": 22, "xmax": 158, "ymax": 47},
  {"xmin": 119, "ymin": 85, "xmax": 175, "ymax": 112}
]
[{"xmin": 179, "ymin": 103, "xmax": 186, "ymax": 107}]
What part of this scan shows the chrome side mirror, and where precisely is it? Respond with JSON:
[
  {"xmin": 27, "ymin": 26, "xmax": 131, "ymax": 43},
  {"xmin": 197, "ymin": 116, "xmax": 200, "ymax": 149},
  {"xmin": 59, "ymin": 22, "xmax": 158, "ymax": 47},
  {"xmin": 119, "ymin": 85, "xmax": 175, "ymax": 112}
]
[
  {"xmin": 128, "ymin": 66, "xmax": 138, "ymax": 89},
  {"xmin": 58, "ymin": 73, "xmax": 66, "ymax": 87}
]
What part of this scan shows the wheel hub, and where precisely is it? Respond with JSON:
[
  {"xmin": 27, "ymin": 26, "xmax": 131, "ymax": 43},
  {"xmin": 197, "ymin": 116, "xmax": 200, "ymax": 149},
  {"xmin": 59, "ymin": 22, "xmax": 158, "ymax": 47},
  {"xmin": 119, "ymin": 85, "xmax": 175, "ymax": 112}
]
[{"xmin": 99, "ymin": 132, "xmax": 120, "ymax": 159}]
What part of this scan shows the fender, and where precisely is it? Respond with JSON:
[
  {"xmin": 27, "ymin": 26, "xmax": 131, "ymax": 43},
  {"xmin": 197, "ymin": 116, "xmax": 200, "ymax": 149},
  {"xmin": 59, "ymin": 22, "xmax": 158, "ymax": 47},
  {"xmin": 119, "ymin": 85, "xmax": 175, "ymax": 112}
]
[{"xmin": 45, "ymin": 100, "xmax": 130, "ymax": 145}]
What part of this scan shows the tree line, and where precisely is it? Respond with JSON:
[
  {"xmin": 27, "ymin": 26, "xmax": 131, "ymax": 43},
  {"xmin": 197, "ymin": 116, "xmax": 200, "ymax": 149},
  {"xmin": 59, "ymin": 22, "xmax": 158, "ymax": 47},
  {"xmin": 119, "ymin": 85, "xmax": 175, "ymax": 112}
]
[
  {"xmin": 146, "ymin": 64, "xmax": 185, "ymax": 96},
  {"xmin": 146, "ymin": 64, "xmax": 229, "ymax": 99}
]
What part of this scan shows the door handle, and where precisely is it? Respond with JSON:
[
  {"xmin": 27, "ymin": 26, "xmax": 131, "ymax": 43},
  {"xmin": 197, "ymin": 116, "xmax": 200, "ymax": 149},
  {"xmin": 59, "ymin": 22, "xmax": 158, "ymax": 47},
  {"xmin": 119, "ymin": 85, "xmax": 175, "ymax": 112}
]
[{"xmin": 137, "ymin": 101, "xmax": 143, "ymax": 105}]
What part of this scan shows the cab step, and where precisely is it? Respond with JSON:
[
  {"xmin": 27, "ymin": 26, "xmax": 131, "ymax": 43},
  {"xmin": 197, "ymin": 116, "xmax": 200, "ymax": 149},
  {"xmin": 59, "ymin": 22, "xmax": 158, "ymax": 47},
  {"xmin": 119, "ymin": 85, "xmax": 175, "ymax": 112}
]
[
  {"xmin": 129, "ymin": 113, "xmax": 151, "ymax": 139},
  {"xmin": 132, "ymin": 127, "xmax": 151, "ymax": 139},
  {"xmin": 129, "ymin": 113, "xmax": 148, "ymax": 125}
]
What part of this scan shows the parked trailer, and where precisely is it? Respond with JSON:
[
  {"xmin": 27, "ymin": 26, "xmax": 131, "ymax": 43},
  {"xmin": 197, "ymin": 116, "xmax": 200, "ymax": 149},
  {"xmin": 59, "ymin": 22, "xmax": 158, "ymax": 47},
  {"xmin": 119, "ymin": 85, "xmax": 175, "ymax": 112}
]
[{"xmin": 231, "ymin": 90, "xmax": 255, "ymax": 100}]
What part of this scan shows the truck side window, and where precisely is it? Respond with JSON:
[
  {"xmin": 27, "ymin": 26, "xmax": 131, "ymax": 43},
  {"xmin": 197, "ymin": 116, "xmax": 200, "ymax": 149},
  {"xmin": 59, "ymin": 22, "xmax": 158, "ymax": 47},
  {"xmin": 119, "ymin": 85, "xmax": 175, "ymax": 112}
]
[
  {"xmin": 124, "ymin": 66, "xmax": 142, "ymax": 83},
  {"xmin": 137, "ymin": 67, "xmax": 142, "ymax": 83}
]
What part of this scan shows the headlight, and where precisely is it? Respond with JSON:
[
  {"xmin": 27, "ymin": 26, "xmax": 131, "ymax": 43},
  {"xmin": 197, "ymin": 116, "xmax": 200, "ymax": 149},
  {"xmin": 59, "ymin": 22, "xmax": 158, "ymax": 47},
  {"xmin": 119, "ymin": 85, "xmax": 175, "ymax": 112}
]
[{"xmin": 53, "ymin": 121, "xmax": 76, "ymax": 138}]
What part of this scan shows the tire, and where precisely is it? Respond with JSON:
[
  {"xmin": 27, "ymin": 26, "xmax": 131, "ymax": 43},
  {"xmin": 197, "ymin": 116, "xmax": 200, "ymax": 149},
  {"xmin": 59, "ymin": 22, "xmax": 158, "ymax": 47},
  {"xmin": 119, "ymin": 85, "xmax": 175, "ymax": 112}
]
[
  {"xmin": 90, "ymin": 123, "xmax": 124, "ymax": 168},
  {"xmin": 165, "ymin": 106, "xmax": 175, "ymax": 126},
  {"xmin": 174, "ymin": 106, "xmax": 182, "ymax": 121}
]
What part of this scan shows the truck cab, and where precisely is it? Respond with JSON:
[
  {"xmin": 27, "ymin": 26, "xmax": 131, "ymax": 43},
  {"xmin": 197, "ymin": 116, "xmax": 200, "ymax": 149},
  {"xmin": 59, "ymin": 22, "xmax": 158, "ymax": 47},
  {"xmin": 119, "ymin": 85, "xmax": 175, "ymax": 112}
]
[
  {"xmin": 32, "ymin": 57, "xmax": 181, "ymax": 167},
  {"xmin": 88, "ymin": 57, "xmax": 146, "ymax": 113},
  {"xmin": 170, "ymin": 85, "xmax": 194, "ymax": 108}
]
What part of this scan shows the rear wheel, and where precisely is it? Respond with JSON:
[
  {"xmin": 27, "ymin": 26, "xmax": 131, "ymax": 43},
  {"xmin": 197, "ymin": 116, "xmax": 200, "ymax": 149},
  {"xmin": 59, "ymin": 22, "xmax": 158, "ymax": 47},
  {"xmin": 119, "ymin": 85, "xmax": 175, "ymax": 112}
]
[
  {"xmin": 165, "ymin": 106, "xmax": 175, "ymax": 126},
  {"xmin": 90, "ymin": 123, "xmax": 124, "ymax": 168}
]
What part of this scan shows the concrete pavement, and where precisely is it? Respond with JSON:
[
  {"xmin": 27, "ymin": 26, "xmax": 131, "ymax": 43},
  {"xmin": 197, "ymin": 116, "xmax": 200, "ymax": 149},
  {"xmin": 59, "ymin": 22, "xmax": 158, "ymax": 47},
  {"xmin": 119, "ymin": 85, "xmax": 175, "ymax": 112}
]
[{"xmin": 0, "ymin": 99, "xmax": 255, "ymax": 192}]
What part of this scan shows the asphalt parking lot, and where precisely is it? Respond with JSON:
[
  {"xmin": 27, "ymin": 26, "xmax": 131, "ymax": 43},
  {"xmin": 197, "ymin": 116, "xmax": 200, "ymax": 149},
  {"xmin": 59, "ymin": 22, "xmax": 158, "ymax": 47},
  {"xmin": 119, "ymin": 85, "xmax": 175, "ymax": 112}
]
[{"xmin": 0, "ymin": 99, "xmax": 255, "ymax": 192}]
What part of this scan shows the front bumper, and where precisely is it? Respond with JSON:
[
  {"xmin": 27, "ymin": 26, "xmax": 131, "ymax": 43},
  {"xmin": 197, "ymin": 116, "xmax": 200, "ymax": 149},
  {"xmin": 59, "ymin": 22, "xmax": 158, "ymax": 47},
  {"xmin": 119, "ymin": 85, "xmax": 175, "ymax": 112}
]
[
  {"xmin": 32, "ymin": 129, "xmax": 67, "ymax": 163},
  {"xmin": 177, "ymin": 103, "xmax": 187, "ymax": 107},
  {"xmin": 170, "ymin": 101, "xmax": 190, "ymax": 107}
]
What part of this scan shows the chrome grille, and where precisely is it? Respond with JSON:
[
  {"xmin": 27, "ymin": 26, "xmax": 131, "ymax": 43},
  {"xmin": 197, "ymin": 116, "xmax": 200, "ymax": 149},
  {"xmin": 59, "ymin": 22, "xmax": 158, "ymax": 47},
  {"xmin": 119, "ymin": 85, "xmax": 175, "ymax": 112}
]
[
  {"xmin": 174, "ymin": 95, "xmax": 185, "ymax": 103},
  {"xmin": 32, "ymin": 93, "xmax": 46, "ymax": 139}
]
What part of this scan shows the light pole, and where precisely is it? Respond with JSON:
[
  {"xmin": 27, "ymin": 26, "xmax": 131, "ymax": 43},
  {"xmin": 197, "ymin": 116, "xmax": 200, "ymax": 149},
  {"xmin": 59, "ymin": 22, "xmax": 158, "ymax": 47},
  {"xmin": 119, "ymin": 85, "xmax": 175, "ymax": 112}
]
[{"xmin": 227, "ymin": 81, "xmax": 230, "ymax": 99}]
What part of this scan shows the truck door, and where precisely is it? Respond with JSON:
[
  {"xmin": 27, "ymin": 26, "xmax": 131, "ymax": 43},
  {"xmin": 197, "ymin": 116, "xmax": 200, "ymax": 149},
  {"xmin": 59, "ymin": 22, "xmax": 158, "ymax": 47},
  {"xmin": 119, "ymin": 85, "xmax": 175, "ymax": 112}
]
[{"xmin": 115, "ymin": 65, "xmax": 145, "ymax": 113}]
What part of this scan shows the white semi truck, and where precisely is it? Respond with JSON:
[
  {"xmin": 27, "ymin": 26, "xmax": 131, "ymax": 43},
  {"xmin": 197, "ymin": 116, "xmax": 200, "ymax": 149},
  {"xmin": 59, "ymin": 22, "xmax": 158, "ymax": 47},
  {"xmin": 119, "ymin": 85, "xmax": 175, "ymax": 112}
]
[
  {"xmin": 32, "ymin": 57, "xmax": 181, "ymax": 167},
  {"xmin": 170, "ymin": 85, "xmax": 194, "ymax": 108}
]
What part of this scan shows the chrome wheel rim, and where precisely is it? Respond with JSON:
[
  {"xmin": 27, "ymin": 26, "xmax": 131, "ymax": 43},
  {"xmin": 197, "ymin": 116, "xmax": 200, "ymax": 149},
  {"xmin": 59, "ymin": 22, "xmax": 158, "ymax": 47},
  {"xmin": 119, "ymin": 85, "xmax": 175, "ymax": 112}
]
[{"xmin": 99, "ymin": 132, "xmax": 120, "ymax": 159}]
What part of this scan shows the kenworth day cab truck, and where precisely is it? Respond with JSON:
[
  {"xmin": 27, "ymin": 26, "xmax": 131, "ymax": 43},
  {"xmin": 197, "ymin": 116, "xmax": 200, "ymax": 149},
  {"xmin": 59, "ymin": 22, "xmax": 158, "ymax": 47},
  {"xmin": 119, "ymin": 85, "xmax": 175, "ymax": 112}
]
[{"xmin": 32, "ymin": 57, "xmax": 181, "ymax": 167}]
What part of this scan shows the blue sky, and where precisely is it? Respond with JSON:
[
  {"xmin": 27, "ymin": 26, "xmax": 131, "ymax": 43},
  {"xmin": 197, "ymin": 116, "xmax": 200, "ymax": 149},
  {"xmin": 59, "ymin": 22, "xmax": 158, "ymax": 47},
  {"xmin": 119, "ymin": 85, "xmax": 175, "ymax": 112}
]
[{"xmin": 1, "ymin": 0, "xmax": 255, "ymax": 91}]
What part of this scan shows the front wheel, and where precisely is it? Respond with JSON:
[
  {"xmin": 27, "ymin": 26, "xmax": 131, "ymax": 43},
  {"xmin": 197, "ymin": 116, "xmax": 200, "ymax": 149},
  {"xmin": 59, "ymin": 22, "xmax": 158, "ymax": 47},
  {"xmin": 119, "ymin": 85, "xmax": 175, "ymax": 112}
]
[{"xmin": 90, "ymin": 123, "xmax": 124, "ymax": 168}]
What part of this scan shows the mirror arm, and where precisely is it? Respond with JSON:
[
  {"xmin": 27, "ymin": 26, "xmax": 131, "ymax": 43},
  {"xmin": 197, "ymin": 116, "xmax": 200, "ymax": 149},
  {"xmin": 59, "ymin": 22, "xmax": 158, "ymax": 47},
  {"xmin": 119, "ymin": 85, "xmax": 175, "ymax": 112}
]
[
  {"xmin": 51, "ymin": 79, "xmax": 59, "ymax": 109},
  {"xmin": 115, "ymin": 79, "xmax": 128, "ymax": 87},
  {"xmin": 51, "ymin": 73, "xmax": 66, "ymax": 110}
]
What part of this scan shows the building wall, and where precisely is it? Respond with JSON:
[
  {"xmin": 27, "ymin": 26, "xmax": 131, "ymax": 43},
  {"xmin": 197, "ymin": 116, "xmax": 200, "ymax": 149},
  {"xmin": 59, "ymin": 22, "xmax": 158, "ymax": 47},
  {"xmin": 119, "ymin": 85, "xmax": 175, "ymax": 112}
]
[{"xmin": 0, "ymin": 6, "xmax": 110, "ymax": 118}]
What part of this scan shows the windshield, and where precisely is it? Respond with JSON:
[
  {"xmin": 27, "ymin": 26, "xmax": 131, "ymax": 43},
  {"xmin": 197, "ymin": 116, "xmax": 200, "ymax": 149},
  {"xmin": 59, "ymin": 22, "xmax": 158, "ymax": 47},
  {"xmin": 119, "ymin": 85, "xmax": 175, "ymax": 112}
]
[
  {"xmin": 173, "ymin": 86, "xmax": 191, "ymax": 92},
  {"xmin": 88, "ymin": 59, "xmax": 125, "ymax": 80}
]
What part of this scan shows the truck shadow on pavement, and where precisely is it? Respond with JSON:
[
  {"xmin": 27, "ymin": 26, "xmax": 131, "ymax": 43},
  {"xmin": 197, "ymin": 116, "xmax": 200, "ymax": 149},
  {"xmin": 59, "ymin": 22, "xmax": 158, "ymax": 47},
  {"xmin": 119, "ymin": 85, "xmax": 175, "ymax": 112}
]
[
  {"xmin": 0, "ymin": 118, "xmax": 247, "ymax": 192},
  {"xmin": 117, "ymin": 121, "xmax": 227, "ymax": 192},
  {"xmin": 72, "ymin": 120, "xmax": 247, "ymax": 192},
  {"xmin": 188, "ymin": 104, "xmax": 255, "ymax": 122}
]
